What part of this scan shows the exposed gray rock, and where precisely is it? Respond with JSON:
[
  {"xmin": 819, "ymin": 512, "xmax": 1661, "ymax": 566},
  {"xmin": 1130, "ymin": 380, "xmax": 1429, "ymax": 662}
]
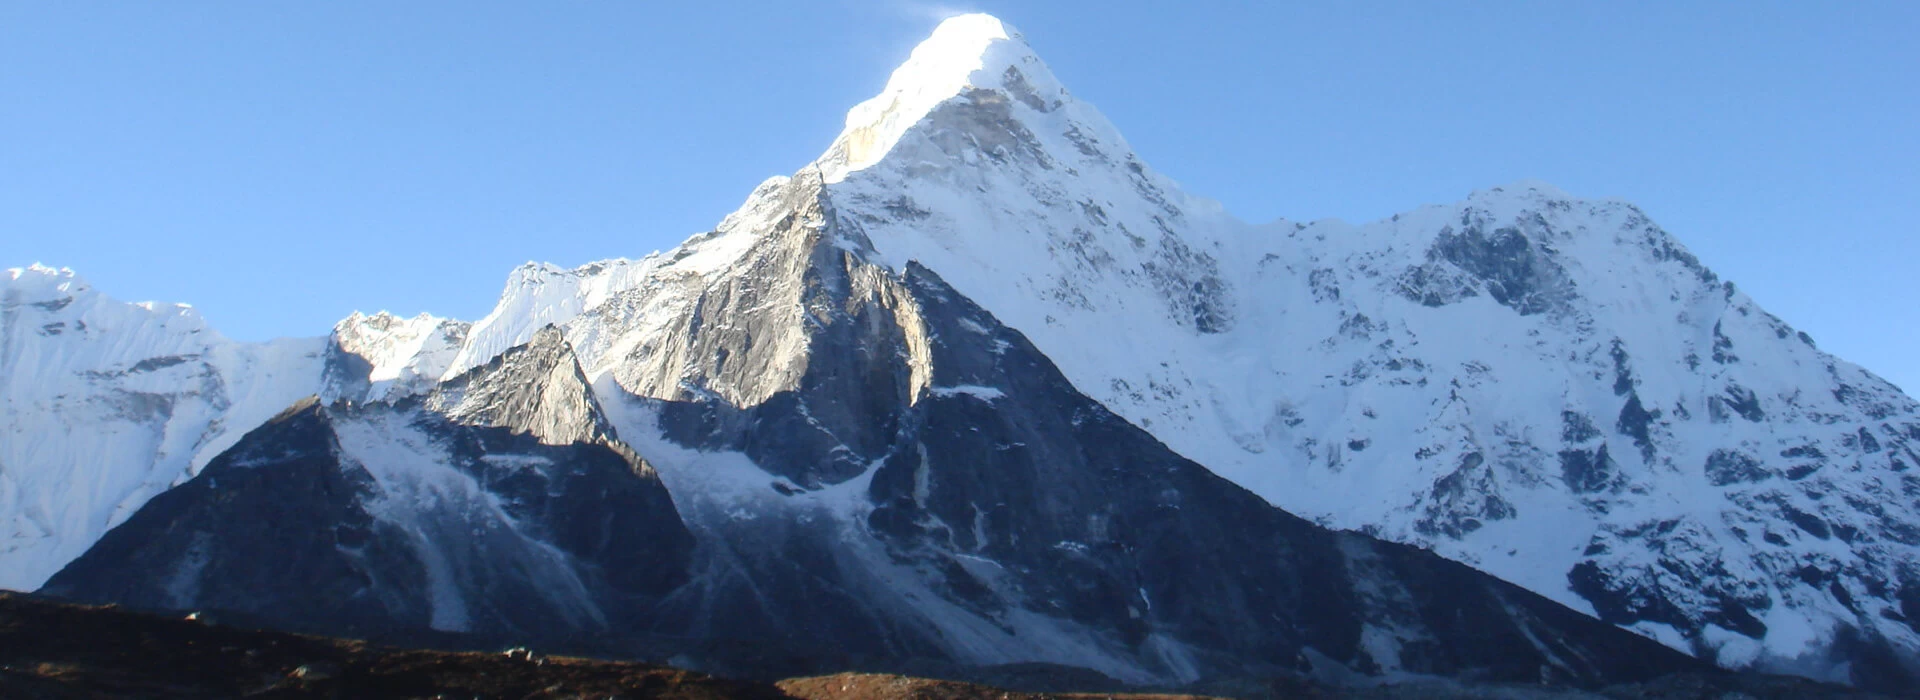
[{"xmin": 428, "ymin": 325, "xmax": 615, "ymax": 445}]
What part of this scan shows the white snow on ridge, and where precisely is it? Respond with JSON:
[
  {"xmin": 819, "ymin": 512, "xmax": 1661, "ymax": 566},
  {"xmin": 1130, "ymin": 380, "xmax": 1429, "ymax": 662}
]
[
  {"xmin": 0, "ymin": 162, "xmax": 818, "ymax": 593},
  {"xmin": 1, "ymin": 264, "xmax": 328, "ymax": 591},
  {"xmin": 443, "ymin": 175, "xmax": 801, "ymax": 384},
  {"xmin": 334, "ymin": 311, "xmax": 470, "ymax": 401},
  {"xmin": 447, "ymin": 259, "xmax": 658, "ymax": 380}
]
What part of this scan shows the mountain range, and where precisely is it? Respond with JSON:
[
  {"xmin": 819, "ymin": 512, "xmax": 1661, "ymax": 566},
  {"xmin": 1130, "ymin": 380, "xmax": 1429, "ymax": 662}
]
[{"xmin": 5, "ymin": 13, "xmax": 1916, "ymax": 693}]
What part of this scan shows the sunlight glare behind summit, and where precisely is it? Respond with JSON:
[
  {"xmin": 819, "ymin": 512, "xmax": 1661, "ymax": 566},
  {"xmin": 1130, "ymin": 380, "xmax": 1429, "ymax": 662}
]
[{"xmin": 824, "ymin": 13, "xmax": 1064, "ymax": 180}]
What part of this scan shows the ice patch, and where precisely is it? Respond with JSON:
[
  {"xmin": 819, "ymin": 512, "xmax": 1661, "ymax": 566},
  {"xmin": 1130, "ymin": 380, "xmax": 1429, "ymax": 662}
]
[
  {"xmin": 476, "ymin": 454, "xmax": 553, "ymax": 468},
  {"xmin": 930, "ymin": 385, "xmax": 1005, "ymax": 402}
]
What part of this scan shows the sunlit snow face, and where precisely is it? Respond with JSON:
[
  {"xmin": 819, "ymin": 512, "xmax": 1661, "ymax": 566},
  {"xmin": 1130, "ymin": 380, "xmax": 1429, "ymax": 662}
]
[{"xmin": 827, "ymin": 13, "xmax": 1057, "ymax": 180}]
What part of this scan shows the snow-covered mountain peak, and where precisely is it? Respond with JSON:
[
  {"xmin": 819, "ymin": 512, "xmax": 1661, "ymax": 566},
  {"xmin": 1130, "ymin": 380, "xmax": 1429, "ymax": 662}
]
[
  {"xmin": 447, "ymin": 258, "xmax": 659, "ymax": 379},
  {"xmin": 796, "ymin": 24, "xmax": 1920, "ymax": 677},
  {"xmin": 5, "ymin": 263, "xmax": 199, "ymax": 327},
  {"xmin": 340, "ymin": 310, "xmax": 438, "ymax": 328},
  {"xmin": 807, "ymin": 12, "xmax": 1253, "ymax": 358},
  {"xmin": 820, "ymin": 13, "xmax": 1079, "ymax": 181},
  {"xmin": 7, "ymin": 264, "xmax": 97, "ymax": 324},
  {"xmin": 7, "ymin": 263, "xmax": 82, "ymax": 296},
  {"xmin": 332, "ymin": 310, "xmax": 470, "ymax": 401}
]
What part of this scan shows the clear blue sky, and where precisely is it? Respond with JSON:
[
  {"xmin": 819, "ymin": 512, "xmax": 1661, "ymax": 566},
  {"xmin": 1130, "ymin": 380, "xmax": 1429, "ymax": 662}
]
[{"xmin": 4, "ymin": 2, "xmax": 1916, "ymax": 392}]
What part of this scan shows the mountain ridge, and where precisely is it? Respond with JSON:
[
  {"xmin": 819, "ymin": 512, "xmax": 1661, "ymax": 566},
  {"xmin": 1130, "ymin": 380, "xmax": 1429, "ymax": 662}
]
[{"xmin": 42, "ymin": 174, "xmax": 1717, "ymax": 686}]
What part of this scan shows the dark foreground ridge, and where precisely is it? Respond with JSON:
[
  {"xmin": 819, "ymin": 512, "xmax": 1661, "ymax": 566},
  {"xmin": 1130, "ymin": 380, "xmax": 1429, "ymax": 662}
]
[
  {"xmin": 0, "ymin": 591, "xmax": 772, "ymax": 699},
  {"xmin": 0, "ymin": 592, "xmax": 1898, "ymax": 699}
]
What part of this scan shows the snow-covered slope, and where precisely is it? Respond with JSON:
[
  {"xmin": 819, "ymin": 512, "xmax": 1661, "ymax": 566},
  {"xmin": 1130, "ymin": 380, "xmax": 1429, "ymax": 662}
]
[
  {"xmin": 0, "ymin": 265, "xmax": 329, "ymax": 591},
  {"xmin": 1172, "ymin": 186, "xmax": 1920, "ymax": 681},
  {"xmin": 0, "ymin": 267, "xmax": 487, "ymax": 592}
]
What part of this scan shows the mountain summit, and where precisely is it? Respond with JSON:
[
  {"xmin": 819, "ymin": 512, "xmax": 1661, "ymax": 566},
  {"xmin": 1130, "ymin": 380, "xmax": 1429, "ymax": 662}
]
[
  {"xmin": 822, "ymin": 14, "xmax": 1070, "ymax": 180},
  {"xmin": 7, "ymin": 13, "xmax": 1919, "ymax": 692}
]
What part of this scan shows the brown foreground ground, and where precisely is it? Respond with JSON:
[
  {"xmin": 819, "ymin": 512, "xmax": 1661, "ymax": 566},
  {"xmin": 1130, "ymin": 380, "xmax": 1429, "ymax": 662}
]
[
  {"xmin": 777, "ymin": 672, "xmax": 1217, "ymax": 700},
  {"xmin": 0, "ymin": 592, "xmax": 1214, "ymax": 700},
  {"xmin": 0, "ymin": 592, "xmax": 1901, "ymax": 699},
  {"xmin": 0, "ymin": 591, "xmax": 776, "ymax": 699}
]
